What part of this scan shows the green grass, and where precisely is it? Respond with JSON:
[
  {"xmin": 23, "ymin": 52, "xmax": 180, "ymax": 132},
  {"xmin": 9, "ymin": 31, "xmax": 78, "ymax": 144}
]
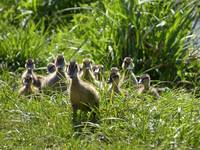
[
  {"xmin": 0, "ymin": 0, "xmax": 199, "ymax": 81},
  {"xmin": 0, "ymin": 0, "xmax": 199, "ymax": 149},
  {"xmin": 0, "ymin": 72, "xmax": 200, "ymax": 149}
]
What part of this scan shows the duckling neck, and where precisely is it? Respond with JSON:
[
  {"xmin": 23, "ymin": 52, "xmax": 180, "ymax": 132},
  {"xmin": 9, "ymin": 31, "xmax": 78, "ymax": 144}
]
[
  {"xmin": 85, "ymin": 69, "xmax": 92, "ymax": 75},
  {"xmin": 83, "ymin": 69, "xmax": 94, "ymax": 80},
  {"xmin": 71, "ymin": 76, "xmax": 80, "ymax": 86}
]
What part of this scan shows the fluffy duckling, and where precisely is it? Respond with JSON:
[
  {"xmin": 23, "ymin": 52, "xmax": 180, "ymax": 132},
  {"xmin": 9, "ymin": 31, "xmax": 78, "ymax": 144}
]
[
  {"xmin": 92, "ymin": 64, "xmax": 105, "ymax": 81},
  {"xmin": 42, "ymin": 54, "xmax": 68, "ymax": 91},
  {"xmin": 19, "ymin": 74, "xmax": 38, "ymax": 96},
  {"xmin": 121, "ymin": 57, "xmax": 138, "ymax": 86},
  {"xmin": 22, "ymin": 58, "xmax": 43, "ymax": 90},
  {"xmin": 67, "ymin": 60, "xmax": 99, "ymax": 118},
  {"xmin": 107, "ymin": 67, "xmax": 121, "ymax": 94},
  {"xmin": 92, "ymin": 64, "xmax": 105, "ymax": 89},
  {"xmin": 47, "ymin": 63, "xmax": 56, "ymax": 74},
  {"xmin": 138, "ymin": 74, "xmax": 160, "ymax": 98},
  {"xmin": 80, "ymin": 58, "xmax": 95, "ymax": 83}
]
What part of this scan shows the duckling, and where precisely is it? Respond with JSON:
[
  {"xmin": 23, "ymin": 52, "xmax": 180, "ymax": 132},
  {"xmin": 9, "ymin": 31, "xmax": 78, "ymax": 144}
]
[
  {"xmin": 19, "ymin": 74, "xmax": 38, "ymax": 96},
  {"xmin": 47, "ymin": 63, "xmax": 56, "ymax": 74},
  {"xmin": 22, "ymin": 58, "xmax": 43, "ymax": 90},
  {"xmin": 67, "ymin": 60, "xmax": 99, "ymax": 118},
  {"xmin": 107, "ymin": 67, "xmax": 121, "ymax": 94},
  {"xmin": 42, "ymin": 54, "xmax": 68, "ymax": 91},
  {"xmin": 121, "ymin": 57, "xmax": 138, "ymax": 86},
  {"xmin": 80, "ymin": 58, "xmax": 95, "ymax": 83},
  {"xmin": 22, "ymin": 58, "xmax": 35, "ymax": 80},
  {"xmin": 138, "ymin": 74, "xmax": 160, "ymax": 98},
  {"xmin": 92, "ymin": 64, "xmax": 105, "ymax": 81},
  {"xmin": 92, "ymin": 64, "xmax": 105, "ymax": 89}
]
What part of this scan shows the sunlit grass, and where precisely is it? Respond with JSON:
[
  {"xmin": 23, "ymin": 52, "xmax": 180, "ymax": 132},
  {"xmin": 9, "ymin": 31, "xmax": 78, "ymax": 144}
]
[
  {"xmin": 0, "ymin": 0, "xmax": 199, "ymax": 149},
  {"xmin": 0, "ymin": 72, "xmax": 199, "ymax": 149}
]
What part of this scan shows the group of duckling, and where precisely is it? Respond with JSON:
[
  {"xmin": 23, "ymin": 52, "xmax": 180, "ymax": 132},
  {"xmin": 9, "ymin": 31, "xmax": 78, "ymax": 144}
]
[{"xmin": 19, "ymin": 54, "xmax": 165, "ymax": 118}]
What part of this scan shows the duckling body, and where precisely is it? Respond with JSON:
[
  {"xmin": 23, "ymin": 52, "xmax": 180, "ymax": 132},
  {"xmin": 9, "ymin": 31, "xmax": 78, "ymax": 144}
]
[
  {"xmin": 70, "ymin": 77, "xmax": 99, "ymax": 111},
  {"xmin": 42, "ymin": 68, "xmax": 68, "ymax": 91},
  {"xmin": 22, "ymin": 59, "xmax": 43, "ymax": 90},
  {"xmin": 138, "ymin": 74, "xmax": 160, "ymax": 98},
  {"xmin": 82, "ymin": 69, "xmax": 95, "ymax": 83},
  {"xmin": 107, "ymin": 67, "xmax": 121, "ymax": 94},
  {"xmin": 121, "ymin": 57, "xmax": 138, "ymax": 86},
  {"xmin": 19, "ymin": 74, "xmax": 38, "ymax": 96},
  {"xmin": 68, "ymin": 61, "xmax": 99, "ymax": 113},
  {"xmin": 42, "ymin": 54, "xmax": 68, "ymax": 91},
  {"xmin": 92, "ymin": 65, "xmax": 104, "ymax": 81},
  {"xmin": 80, "ymin": 58, "xmax": 95, "ymax": 84},
  {"xmin": 138, "ymin": 85, "xmax": 160, "ymax": 98}
]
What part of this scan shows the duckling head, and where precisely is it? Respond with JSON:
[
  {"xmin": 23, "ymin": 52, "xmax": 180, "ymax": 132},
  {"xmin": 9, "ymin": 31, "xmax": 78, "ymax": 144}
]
[
  {"xmin": 23, "ymin": 74, "xmax": 33, "ymax": 86},
  {"xmin": 47, "ymin": 63, "xmax": 56, "ymax": 74},
  {"xmin": 107, "ymin": 67, "xmax": 120, "ymax": 84},
  {"xmin": 25, "ymin": 58, "xmax": 35, "ymax": 70},
  {"xmin": 107, "ymin": 72, "xmax": 120, "ymax": 85},
  {"xmin": 68, "ymin": 60, "xmax": 79, "ymax": 79},
  {"xmin": 139, "ymin": 74, "xmax": 151, "ymax": 88},
  {"xmin": 122, "ymin": 57, "xmax": 134, "ymax": 70},
  {"xmin": 93, "ymin": 64, "xmax": 104, "ymax": 79},
  {"xmin": 55, "ymin": 54, "xmax": 66, "ymax": 69},
  {"xmin": 110, "ymin": 67, "xmax": 119, "ymax": 74},
  {"xmin": 82, "ymin": 58, "xmax": 93, "ymax": 71}
]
